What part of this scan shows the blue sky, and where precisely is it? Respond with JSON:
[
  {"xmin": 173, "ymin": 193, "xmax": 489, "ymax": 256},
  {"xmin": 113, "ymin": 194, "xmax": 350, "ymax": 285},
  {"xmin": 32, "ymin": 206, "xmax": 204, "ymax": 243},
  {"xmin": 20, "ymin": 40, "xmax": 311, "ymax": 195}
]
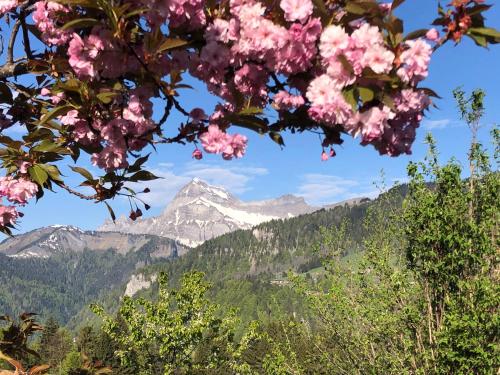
[{"xmin": 4, "ymin": 1, "xmax": 500, "ymax": 234}]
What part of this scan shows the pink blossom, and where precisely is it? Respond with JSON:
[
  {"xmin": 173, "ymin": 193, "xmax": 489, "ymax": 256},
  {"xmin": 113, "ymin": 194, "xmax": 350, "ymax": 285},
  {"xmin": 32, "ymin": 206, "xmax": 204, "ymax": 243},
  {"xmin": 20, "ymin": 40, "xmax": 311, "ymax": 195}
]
[
  {"xmin": 199, "ymin": 125, "xmax": 231, "ymax": 154},
  {"xmin": 59, "ymin": 110, "xmax": 80, "ymax": 126},
  {"xmin": 280, "ymin": 0, "xmax": 313, "ymax": 24},
  {"xmin": 321, "ymin": 151, "xmax": 329, "ymax": 161},
  {"xmin": 319, "ymin": 25, "xmax": 349, "ymax": 60},
  {"xmin": 354, "ymin": 106, "xmax": 395, "ymax": 143},
  {"xmin": 0, "ymin": 205, "xmax": 19, "ymax": 227},
  {"xmin": 16, "ymin": 161, "xmax": 31, "ymax": 174},
  {"xmin": 32, "ymin": 1, "xmax": 72, "ymax": 45},
  {"xmin": 397, "ymin": 39, "xmax": 432, "ymax": 83},
  {"xmin": 224, "ymin": 133, "xmax": 248, "ymax": 159},
  {"xmin": 91, "ymin": 146, "xmax": 128, "ymax": 171},
  {"xmin": 273, "ymin": 91, "xmax": 305, "ymax": 110},
  {"xmin": 426, "ymin": 28, "xmax": 440, "ymax": 41},
  {"xmin": 192, "ymin": 149, "xmax": 203, "ymax": 159},
  {"xmin": 0, "ymin": 177, "xmax": 38, "ymax": 205},
  {"xmin": 200, "ymin": 42, "xmax": 231, "ymax": 70},
  {"xmin": 73, "ymin": 120, "xmax": 98, "ymax": 145},
  {"xmin": 362, "ymin": 45, "xmax": 394, "ymax": 74},
  {"xmin": 234, "ymin": 63, "xmax": 268, "ymax": 97},
  {"xmin": 379, "ymin": 3, "xmax": 392, "ymax": 13},
  {"xmin": 0, "ymin": 1, "xmax": 17, "ymax": 14}
]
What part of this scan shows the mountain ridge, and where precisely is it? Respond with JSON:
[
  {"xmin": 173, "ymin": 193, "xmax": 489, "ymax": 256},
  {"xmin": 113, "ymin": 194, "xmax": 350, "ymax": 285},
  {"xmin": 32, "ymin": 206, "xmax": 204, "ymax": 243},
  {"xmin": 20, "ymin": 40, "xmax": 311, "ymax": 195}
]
[{"xmin": 99, "ymin": 178, "xmax": 319, "ymax": 246}]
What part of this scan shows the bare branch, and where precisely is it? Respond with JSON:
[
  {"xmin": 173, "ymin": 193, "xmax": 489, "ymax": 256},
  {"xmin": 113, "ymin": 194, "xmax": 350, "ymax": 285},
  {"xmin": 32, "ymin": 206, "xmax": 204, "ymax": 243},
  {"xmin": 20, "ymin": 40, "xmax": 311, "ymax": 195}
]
[
  {"xmin": 7, "ymin": 20, "xmax": 22, "ymax": 64},
  {"xmin": 56, "ymin": 182, "xmax": 98, "ymax": 201},
  {"xmin": 19, "ymin": 12, "xmax": 33, "ymax": 60}
]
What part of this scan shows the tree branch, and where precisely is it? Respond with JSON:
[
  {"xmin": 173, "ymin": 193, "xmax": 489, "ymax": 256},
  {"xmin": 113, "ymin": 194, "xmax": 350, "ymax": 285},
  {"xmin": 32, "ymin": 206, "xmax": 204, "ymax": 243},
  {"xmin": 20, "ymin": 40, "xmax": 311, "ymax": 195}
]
[
  {"xmin": 0, "ymin": 60, "xmax": 30, "ymax": 79},
  {"xmin": 19, "ymin": 11, "xmax": 33, "ymax": 60},
  {"xmin": 7, "ymin": 20, "xmax": 22, "ymax": 64},
  {"xmin": 56, "ymin": 182, "xmax": 98, "ymax": 201}
]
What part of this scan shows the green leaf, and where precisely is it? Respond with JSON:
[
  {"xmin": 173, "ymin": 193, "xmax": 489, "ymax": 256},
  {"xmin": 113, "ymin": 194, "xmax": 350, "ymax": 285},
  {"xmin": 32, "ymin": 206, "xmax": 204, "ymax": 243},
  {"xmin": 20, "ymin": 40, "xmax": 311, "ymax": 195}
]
[
  {"xmin": 229, "ymin": 115, "xmax": 269, "ymax": 133},
  {"xmin": 312, "ymin": 0, "xmax": 329, "ymax": 23},
  {"xmin": 96, "ymin": 92, "xmax": 118, "ymax": 104},
  {"xmin": 404, "ymin": 29, "xmax": 429, "ymax": 41},
  {"xmin": 468, "ymin": 27, "xmax": 500, "ymax": 40},
  {"xmin": 129, "ymin": 171, "xmax": 159, "ymax": 182},
  {"xmin": 32, "ymin": 140, "xmax": 64, "ymax": 153},
  {"xmin": 104, "ymin": 201, "xmax": 116, "ymax": 222},
  {"xmin": 466, "ymin": 33, "xmax": 488, "ymax": 47},
  {"xmin": 29, "ymin": 165, "xmax": 49, "ymax": 186},
  {"xmin": 40, "ymin": 164, "xmax": 63, "ymax": 182},
  {"xmin": 358, "ymin": 87, "xmax": 375, "ymax": 103},
  {"xmin": 70, "ymin": 166, "xmax": 94, "ymax": 181},
  {"xmin": 238, "ymin": 107, "xmax": 263, "ymax": 116},
  {"xmin": 345, "ymin": 2, "xmax": 366, "ymax": 15},
  {"xmin": 269, "ymin": 132, "xmax": 285, "ymax": 147},
  {"xmin": 157, "ymin": 38, "xmax": 189, "ymax": 53},
  {"xmin": 342, "ymin": 88, "xmax": 357, "ymax": 110},
  {"xmin": 420, "ymin": 88, "xmax": 442, "ymax": 99},
  {"xmin": 61, "ymin": 18, "xmax": 99, "ymax": 30},
  {"xmin": 391, "ymin": 0, "xmax": 405, "ymax": 11},
  {"xmin": 39, "ymin": 105, "xmax": 74, "ymax": 125}
]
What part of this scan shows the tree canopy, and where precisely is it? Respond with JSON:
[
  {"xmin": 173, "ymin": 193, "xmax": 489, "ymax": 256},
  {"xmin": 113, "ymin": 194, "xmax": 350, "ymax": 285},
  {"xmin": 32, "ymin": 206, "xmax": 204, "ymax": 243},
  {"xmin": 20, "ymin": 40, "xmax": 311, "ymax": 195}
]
[{"xmin": 0, "ymin": 0, "xmax": 498, "ymax": 233}]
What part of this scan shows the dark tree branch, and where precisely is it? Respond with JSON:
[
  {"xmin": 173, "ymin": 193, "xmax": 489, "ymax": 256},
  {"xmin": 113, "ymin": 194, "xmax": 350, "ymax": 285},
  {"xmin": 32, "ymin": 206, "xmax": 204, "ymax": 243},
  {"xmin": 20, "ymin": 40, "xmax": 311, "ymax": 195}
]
[
  {"xmin": 7, "ymin": 20, "xmax": 22, "ymax": 64},
  {"xmin": 19, "ymin": 12, "xmax": 33, "ymax": 60},
  {"xmin": 0, "ymin": 60, "xmax": 30, "ymax": 80}
]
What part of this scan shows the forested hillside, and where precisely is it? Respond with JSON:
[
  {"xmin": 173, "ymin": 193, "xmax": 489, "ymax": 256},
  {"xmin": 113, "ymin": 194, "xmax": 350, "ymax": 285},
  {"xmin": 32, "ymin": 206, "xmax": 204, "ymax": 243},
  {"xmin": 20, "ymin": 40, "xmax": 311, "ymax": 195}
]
[{"xmin": 0, "ymin": 238, "xmax": 177, "ymax": 324}]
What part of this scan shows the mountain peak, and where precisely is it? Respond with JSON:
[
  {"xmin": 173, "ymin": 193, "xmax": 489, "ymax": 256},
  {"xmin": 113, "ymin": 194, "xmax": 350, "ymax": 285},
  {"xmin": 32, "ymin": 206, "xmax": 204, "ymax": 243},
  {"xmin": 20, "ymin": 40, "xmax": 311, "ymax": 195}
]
[
  {"xmin": 98, "ymin": 178, "xmax": 318, "ymax": 246},
  {"xmin": 174, "ymin": 178, "xmax": 234, "ymax": 203}
]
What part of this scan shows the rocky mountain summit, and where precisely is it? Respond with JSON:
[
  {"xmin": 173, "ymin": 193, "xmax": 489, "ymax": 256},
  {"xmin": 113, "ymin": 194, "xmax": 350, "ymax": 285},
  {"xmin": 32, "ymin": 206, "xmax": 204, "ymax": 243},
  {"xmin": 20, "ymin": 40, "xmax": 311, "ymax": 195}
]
[
  {"xmin": 0, "ymin": 225, "xmax": 181, "ymax": 259},
  {"xmin": 98, "ymin": 178, "xmax": 318, "ymax": 246}
]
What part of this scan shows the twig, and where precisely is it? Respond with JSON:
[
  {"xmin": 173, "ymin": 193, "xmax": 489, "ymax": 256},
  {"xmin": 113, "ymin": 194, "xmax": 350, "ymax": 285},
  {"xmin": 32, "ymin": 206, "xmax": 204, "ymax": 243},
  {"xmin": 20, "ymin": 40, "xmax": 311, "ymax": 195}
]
[{"xmin": 56, "ymin": 182, "xmax": 98, "ymax": 201}]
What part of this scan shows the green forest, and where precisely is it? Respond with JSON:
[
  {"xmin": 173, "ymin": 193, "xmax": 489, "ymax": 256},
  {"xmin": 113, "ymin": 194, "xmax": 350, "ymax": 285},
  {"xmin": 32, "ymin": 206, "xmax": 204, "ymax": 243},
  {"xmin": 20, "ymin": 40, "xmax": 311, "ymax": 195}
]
[{"xmin": 1, "ymin": 90, "xmax": 499, "ymax": 374}]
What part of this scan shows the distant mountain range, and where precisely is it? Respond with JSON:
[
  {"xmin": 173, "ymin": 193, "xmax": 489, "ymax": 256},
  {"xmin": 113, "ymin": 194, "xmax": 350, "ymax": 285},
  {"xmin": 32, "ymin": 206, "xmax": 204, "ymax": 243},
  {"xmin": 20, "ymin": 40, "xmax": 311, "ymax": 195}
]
[
  {"xmin": 98, "ymin": 178, "xmax": 319, "ymax": 247},
  {"xmin": 0, "ymin": 179, "xmax": 370, "ymax": 259},
  {"xmin": 0, "ymin": 225, "xmax": 183, "ymax": 259}
]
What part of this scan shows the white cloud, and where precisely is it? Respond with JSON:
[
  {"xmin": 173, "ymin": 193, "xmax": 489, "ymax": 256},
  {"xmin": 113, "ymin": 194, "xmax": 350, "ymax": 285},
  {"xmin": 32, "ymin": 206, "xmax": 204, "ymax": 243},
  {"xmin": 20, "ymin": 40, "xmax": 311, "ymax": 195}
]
[
  {"xmin": 128, "ymin": 162, "xmax": 268, "ymax": 207},
  {"xmin": 296, "ymin": 174, "xmax": 379, "ymax": 206},
  {"xmin": 422, "ymin": 119, "xmax": 457, "ymax": 130}
]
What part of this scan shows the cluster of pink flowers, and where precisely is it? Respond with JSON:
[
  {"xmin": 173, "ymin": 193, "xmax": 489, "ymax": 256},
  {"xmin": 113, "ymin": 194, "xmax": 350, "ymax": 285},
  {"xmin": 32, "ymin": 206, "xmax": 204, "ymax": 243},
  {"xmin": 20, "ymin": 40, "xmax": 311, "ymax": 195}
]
[
  {"xmin": 33, "ymin": 1, "xmax": 72, "ymax": 45},
  {"xmin": 54, "ymin": 88, "xmax": 155, "ymax": 171},
  {"xmin": 273, "ymin": 91, "xmax": 306, "ymax": 111},
  {"xmin": 28, "ymin": 0, "xmax": 436, "ymax": 171},
  {"xmin": 127, "ymin": 0, "xmax": 206, "ymax": 29},
  {"xmin": 0, "ymin": 176, "xmax": 38, "ymax": 227},
  {"xmin": 199, "ymin": 125, "xmax": 248, "ymax": 160},
  {"xmin": 67, "ymin": 27, "xmax": 137, "ymax": 80},
  {"xmin": 0, "ymin": 176, "xmax": 38, "ymax": 205}
]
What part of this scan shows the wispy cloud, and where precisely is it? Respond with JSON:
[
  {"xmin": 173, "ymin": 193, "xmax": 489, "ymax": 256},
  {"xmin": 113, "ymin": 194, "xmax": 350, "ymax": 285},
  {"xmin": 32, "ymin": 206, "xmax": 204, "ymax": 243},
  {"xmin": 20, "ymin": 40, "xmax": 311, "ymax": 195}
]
[
  {"xmin": 296, "ymin": 174, "xmax": 379, "ymax": 206},
  {"xmin": 128, "ymin": 162, "xmax": 268, "ymax": 207},
  {"xmin": 422, "ymin": 119, "xmax": 460, "ymax": 130}
]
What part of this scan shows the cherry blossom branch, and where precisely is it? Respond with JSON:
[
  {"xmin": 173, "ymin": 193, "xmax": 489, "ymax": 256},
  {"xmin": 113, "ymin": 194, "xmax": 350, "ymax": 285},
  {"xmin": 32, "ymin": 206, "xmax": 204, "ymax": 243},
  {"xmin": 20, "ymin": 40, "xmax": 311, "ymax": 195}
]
[{"xmin": 56, "ymin": 182, "xmax": 98, "ymax": 201}]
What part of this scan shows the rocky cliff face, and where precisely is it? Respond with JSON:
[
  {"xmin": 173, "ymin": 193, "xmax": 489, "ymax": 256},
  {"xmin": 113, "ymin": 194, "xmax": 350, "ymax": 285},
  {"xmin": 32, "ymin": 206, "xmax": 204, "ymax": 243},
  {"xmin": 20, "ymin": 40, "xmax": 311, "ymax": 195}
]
[
  {"xmin": 0, "ymin": 225, "xmax": 181, "ymax": 259},
  {"xmin": 99, "ymin": 178, "xmax": 318, "ymax": 246}
]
